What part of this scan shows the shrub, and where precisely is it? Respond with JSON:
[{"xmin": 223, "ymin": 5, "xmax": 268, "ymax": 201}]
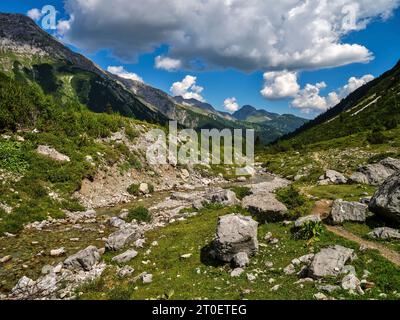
[
  {"xmin": 297, "ymin": 221, "xmax": 324, "ymax": 242},
  {"xmin": 125, "ymin": 125, "xmax": 139, "ymax": 140},
  {"xmin": 367, "ymin": 130, "xmax": 390, "ymax": 145},
  {"xmin": 276, "ymin": 186, "xmax": 306, "ymax": 210},
  {"xmin": 0, "ymin": 140, "xmax": 29, "ymax": 173},
  {"xmin": 230, "ymin": 186, "xmax": 251, "ymax": 200},
  {"xmin": 127, "ymin": 206, "xmax": 151, "ymax": 223},
  {"xmin": 276, "ymin": 185, "xmax": 312, "ymax": 218},
  {"xmin": 148, "ymin": 183, "xmax": 155, "ymax": 194},
  {"xmin": 127, "ymin": 183, "xmax": 140, "ymax": 196}
]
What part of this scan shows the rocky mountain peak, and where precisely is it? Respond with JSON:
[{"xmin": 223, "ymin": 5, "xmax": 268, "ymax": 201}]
[{"xmin": 0, "ymin": 13, "xmax": 102, "ymax": 75}]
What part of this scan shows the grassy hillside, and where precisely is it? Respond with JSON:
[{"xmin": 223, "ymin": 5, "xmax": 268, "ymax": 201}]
[
  {"xmin": 271, "ymin": 60, "xmax": 400, "ymax": 152},
  {"xmin": 0, "ymin": 72, "xmax": 153, "ymax": 235}
]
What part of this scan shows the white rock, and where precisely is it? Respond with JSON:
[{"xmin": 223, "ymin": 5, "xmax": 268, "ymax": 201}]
[
  {"xmin": 50, "ymin": 248, "xmax": 66, "ymax": 257},
  {"xmin": 230, "ymin": 268, "xmax": 244, "ymax": 277},
  {"xmin": 37, "ymin": 145, "xmax": 70, "ymax": 162},
  {"xmin": 142, "ymin": 273, "xmax": 153, "ymax": 284},
  {"xmin": 112, "ymin": 249, "xmax": 138, "ymax": 264}
]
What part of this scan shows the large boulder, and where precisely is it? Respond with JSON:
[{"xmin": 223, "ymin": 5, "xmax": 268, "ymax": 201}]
[
  {"xmin": 105, "ymin": 225, "xmax": 143, "ymax": 251},
  {"xmin": 368, "ymin": 227, "xmax": 400, "ymax": 240},
  {"xmin": 330, "ymin": 200, "xmax": 368, "ymax": 224},
  {"xmin": 242, "ymin": 193, "xmax": 288, "ymax": 221},
  {"xmin": 350, "ymin": 157, "xmax": 400, "ymax": 186},
  {"xmin": 214, "ymin": 214, "xmax": 258, "ymax": 263},
  {"xmin": 309, "ymin": 245, "xmax": 355, "ymax": 278},
  {"xmin": 369, "ymin": 171, "xmax": 400, "ymax": 222},
  {"xmin": 319, "ymin": 170, "xmax": 348, "ymax": 185},
  {"xmin": 206, "ymin": 189, "xmax": 239, "ymax": 206},
  {"xmin": 63, "ymin": 246, "xmax": 101, "ymax": 271}
]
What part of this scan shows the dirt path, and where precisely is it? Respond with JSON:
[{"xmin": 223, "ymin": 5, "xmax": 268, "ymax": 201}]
[{"xmin": 326, "ymin": 225, "xmax": 400, "ymax": 267}]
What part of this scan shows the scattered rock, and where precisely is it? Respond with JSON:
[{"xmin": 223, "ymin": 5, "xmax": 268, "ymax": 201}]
[
  {"xmin": 50, "ymin": 248, "xmax": 66, "ymax": 257},
  {"xmin": 314, "ymin": 292, "xmax": 328, "ymax": 300},
  {"xmin": 247, "ymin": 274, "xmax": 256, "ymax": 281},
  {"xmin": 142, "ymin": 273, "xmax": 153, "ymax": 284},
  {"xmin": 134, "ymin": 238, "xmax": 146, "ymax": 248},
  {"xmin": 270, "ymin": 284, "xmax": 281, "ymax": 292},
  {"xmin": 105, "ymin": 225, "xmax": 143, "ymax": 251},
  {"xmin": 41, "ymin": 265, "xmax": 54, "ymax": 275},
  {"xmin": 342, "ymin": 274, "xmax": 363, "ymax": 294},
  {"xmin": 242, "ymin": 194, "xmax": 288, "ymax": 221},
  {"xmin": 37, "ymin": 145, "xmax": 70, "ymax": 162},
  {"xmin": 112, "ymin": 249, "xmax": 138, "ymax": 264},
  {"xmin": 206, "ymin": 189, "xmax": 239, "ymax": 206},
  {"xmin": 330, "ymin": 200, "xmax": 368, "ymax": 224},
  {"xmin": 283, "ymin": 264, "xmax": 296, "ymax": 275},
  {"xmin": 264, "ymin": 232, "xmax": 273, "ymax": 241},
  {"xmin": 294, "ymin": 215, "xmax": 321, "ymax": 228},
  {"xmin": 108, "ymin": 217, "xmax": 127, "ymax": 229},
  {"xmin": 317, "ymin": 285, "xmax": 341, "ymax": 293},
  {"xmin": 11, "ymin": 276, "xmax": 36, "ymax": 297},
  {"xmin": 341, "ymin": 265, "xmax": 357, "ymax": 276},
  {"xmin": 319, "ymin": 170, "xmax": 348, "ymax": 185},
  {"xmin": 309, "ymin": 245, "xmax": 355, "ymax": 278},
  {"xmin": 268, "ymin": 238, "xmax": 279, "ymax": 245},
  {"xmin": 139, "ymin": 183, "xmax": 150, "ymax": 195},
  {"xmin": 0, "ymin": 255, "xmax": 12, "ymax": 263},
  {"xmin": 369, "ymin": 171, "xmax": 400, "ymax": 222},
  {"xmin": 233, "ymin": 252, "xmax": 250, "ymax": 268},
  {"xmin": 298, "ymin": 254, "xmax": 315, "ymax": 265},
  {"xmin": 119, "ymin": 209, "xmax": 129, "ymax": 220},
  {"xmin": 63, "ymin": 246, "xmax": 101, "ymax": 271},
  {"xmin": 214, "ymin": 214, "xmax": 258, "ymax": 263},
  {"xmin": 350, "ymin": 157, "xmax": 400, "ymax": 186},
  {"xmin": 230, "ymin": 268, "xmax": 244, "ymax": 277},
  {"xmin": 180, "ymin": 169, "xmax": 190, "ymax": 180},
  {"xmin": 117, "ymin": 266, "xmax": 135, "ymax": 278},
  {"xmin": 368, "ymin": 227, "xmax": 400, "ymax": 240}
]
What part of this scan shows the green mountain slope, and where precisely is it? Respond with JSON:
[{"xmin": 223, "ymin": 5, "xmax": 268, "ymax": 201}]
[
  {"xmin": 273, "ymin": 60, "xmax": 400, "ymax": 150},
  {"xmin": 0, "ymin": 13, "xmax": 169, "ymax": 125}
]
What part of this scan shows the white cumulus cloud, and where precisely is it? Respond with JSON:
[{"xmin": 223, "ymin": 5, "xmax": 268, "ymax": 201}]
[
  {"xmin": 61, "ymin": 0, "xmax": 400, "ymax": 72},
  {"xmin": 291, "ymin": 74, "xmax": 375, "ymax": 113},
  {"xmin": 170, "ymin": 75, "xmax": 205, "ymax": 102},
  {"xmin": 155, "ymin": 56, "xmax": 182, "ymax": 71},
  {"xmin": 223, "ymin": 97, "xmax": 240, "ymax": 113},
  {"xmin": 27, "ymin": 8, "xmax": 42, "ymax": 21},
  {"xmin": 261, "ymin": 71, "xmax": 300, "ymax": 99},
  {"xmin": 291, "ymin": 82, "xmax": 330, "ymax": 113},
  {"xmin": 107, "ymin": 66, "xmax": 143, "ymax": 83},
  {"xmin": 338, "ymin": 74, "xmax": 375, "ymax": 98}
]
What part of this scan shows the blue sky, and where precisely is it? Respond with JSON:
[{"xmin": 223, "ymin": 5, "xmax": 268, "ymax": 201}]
[{"xmin": 1, "ymin": 1, "xmax": 400, "ymax": 119}]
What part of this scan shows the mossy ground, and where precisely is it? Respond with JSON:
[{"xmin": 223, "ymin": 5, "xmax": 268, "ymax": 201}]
[{"xmin": 77, "ymin": 205, "xmax": 400, "ymax": 300}]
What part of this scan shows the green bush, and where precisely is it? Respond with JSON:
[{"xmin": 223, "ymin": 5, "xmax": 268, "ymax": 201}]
[
  {"xmin": 230, "ymin": 186, "xmax": 251, "ymax": 200},
  {"xmin": 297, "ymin": 220, "xmax": 324, "ymax": 242},
  {"xmin": 127, "ymin": 206, "xmax": 151, "ymax": 223},
  {"xmin": 277, "ymin": 186, "xmax": 306, "ymax": 210},
  {"xmin": 127, "ymin": 183, "xmax": 140, "ymax": 196},
  {"xmin": 367, "ymin": 130, "xmax": 390, "ymax": 145},
  {"xmin": 148, "ymin": 183, "xmax": 155, "ymax": 194},
  {"xmin": 125, "ymin": 125, "xmax": 139, "ymax": 140},
  {"xmin": 0, "ymin": 140, "xmax": 29, "ymax": 173},
  {"xmin": 276, "ymin": 185, "xmax": 311, "ymax": 218}
]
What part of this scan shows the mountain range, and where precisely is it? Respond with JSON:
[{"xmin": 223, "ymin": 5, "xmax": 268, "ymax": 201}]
[{"xmin": 0, "ymin": 13, "xmax": 307, "ymax": 143}]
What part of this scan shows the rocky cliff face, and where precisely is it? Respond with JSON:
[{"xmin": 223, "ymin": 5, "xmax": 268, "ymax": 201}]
[{"xmin": 0, "ymin": 13, "xmax": 102, "ymax": 75}]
